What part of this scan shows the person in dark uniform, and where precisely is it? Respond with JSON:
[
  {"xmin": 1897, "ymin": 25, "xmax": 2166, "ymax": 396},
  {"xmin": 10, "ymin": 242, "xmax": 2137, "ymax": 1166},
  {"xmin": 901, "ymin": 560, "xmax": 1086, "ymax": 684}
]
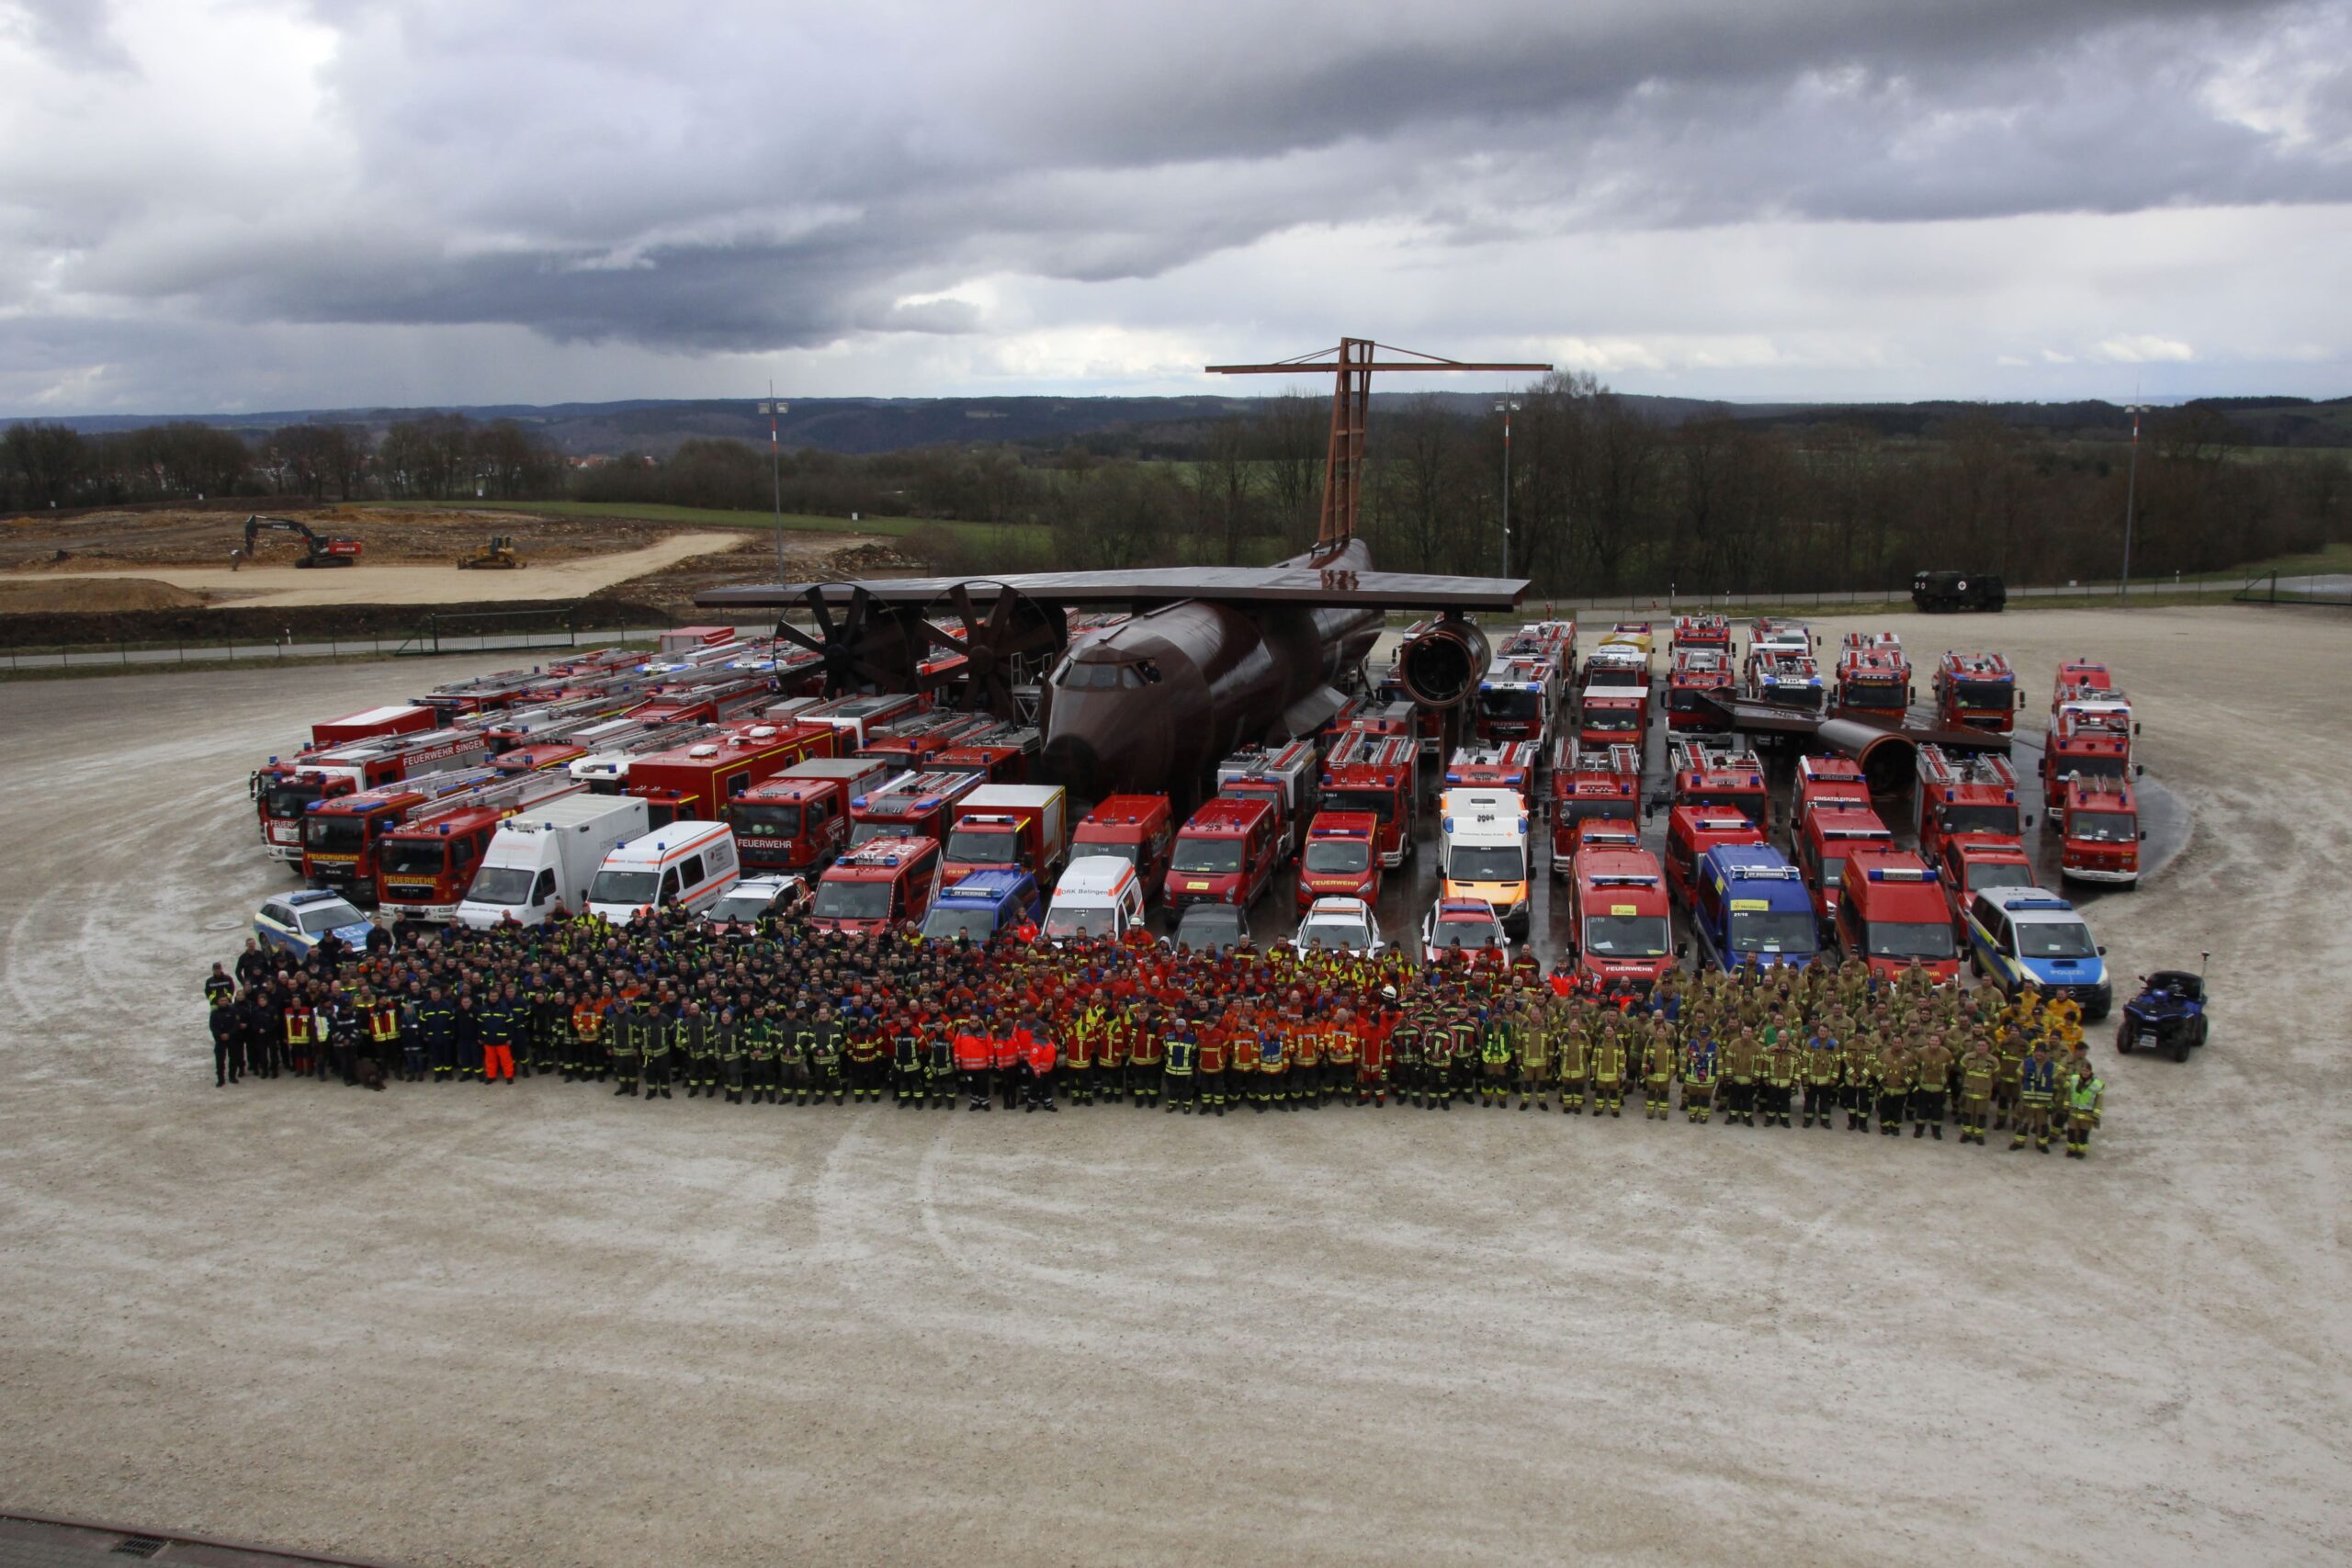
[{"xmin": 208, "ymin": 995, "xmax": 240, "ymax": 1086}]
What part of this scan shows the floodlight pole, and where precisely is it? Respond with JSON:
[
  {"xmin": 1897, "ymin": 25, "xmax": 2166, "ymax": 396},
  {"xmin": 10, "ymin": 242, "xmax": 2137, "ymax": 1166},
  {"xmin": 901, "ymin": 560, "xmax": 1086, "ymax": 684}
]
[
  {"xmin": 1496, "ymin": 399, "xmax": 1521, "ymax": 578},
  {"xmin": 759, "ymin": 388, "xmax": 791, "ymax": 580},
  {"xmin": 2120, "ymin": 402, "xmax": 2144, "ymax": 598}
]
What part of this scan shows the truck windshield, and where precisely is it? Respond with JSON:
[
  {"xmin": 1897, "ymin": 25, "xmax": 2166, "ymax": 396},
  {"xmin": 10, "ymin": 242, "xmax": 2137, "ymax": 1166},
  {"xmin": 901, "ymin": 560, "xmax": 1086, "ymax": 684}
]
[
  {"xmin": 589, "ymin": 869, "xmax": 660, "ymax": 907},
  {"xmin": 1730, "ymin": 909, "xmax": 1818, "ymax": 955},
  {"xmin": 1963, "ymin": 860, "xmax": 2035, "ymax": 892},
  {"xmin": 2061, "ymin": 755, "xmax": 2129, "ymax": 781},
  {"xmin": 379, "ymin": 840, "xmax": 446, "ymax": 878},
  {"xmin": 1478, "ymin": 689, "xmax": 1544, "ymax": 720},
  {"xmin": 732, "ymin": 803, "xmax": 802, "ymax": 839},
  {"xmin": 1449, "ymin": 846, "xmax": 1525, "ymax": 883},
  {"xmin": 1666, "ymin": 686, "xmax": 1713, "ymax": 710},
  {"xmin": 1298, "ymin": 918, "xmax": 1374, "ymax": 952},
  {"xmin": 847, "ymin": 821, "xmax": 900, "ymax": 849},
  {"xmin": 1171, "ymin": 838, "xmax": 1243, "ymax": 874},
  {"xmin": 1070, "ymin": 839, "xmax": 1141, "ymax": 868},
  {"xmin": 304, "ymin": 815, "xmax": 368, "ymax": 853},
  {"xmin": 2018, "ymin": 921, "xmax": 2098, "ymax": 959},
  {"xmin": 1687, "ymin": 791, "xmax": 1765, "ymax": 821},
  {"xmin": 1582, "ymin": 915, "xmax": 1668, "ymax": 957},
  {"xmin": 2069, "ymin": 810, "xmax": 2137, "ymax": 842},
  {"xmin": 1955, "ymin": 681, "xmax": 2011, "ymax": 707},
  {"xmin": 467, "ymin": 866, "xmax": 537, "ymax": 906},
  {"xmin": 944, "ymin": 827, "xmax": 1021, "ymax": 865},
  {"xmin": 922, "ymin": 905, "xmax": 1003, "ymax": 942},
  {"xmin": 1939, "ymin": 804, "xmax": 2019, "ymax": 836},
  {"xmin": 1321, "ymin": 788, "xmax": 1395, "ymax": 824},
  {"xmin": 1555, "ymin": 800, "xmax": 1635, "ymax": 826},
  {"xmin": 1584, "ymin": 709, "xmax": 1639, "ymax": 731},
  {"xmin": 1044, "ymin": 905, "xmax": 1115, "ymax": 941},
  {"xmin": 265, "ymin": 782, "xmax": 324, "ymax": 818},
  {"xmin": 1586, "ymin": 667, "xmax": 1642, "ymax": 688},
  {"xmin": 1304, "ymin": 840, "xmax": 1372, "ymax": 875},
  {"xmin": 1863, "ymin": 920, "xmax": 1956, "ymax": 960},
  {"xmin": 812, "ymin": 879, "xmax": 893, "ymax": 920}
]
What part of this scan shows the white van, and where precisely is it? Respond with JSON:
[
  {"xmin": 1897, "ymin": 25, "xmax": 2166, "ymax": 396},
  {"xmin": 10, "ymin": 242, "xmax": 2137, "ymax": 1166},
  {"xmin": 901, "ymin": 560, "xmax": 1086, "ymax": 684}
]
[
  {"xmin": 1041, "ymin": 856, "xmax": 1148, "ymax": 944},
  {"xmin": 586, "ymin": 819, "xmax": 741, "ymax": 923},
  {"xmin": 457, "ymin": 795, "xmax": 650, "ymax": 930}
]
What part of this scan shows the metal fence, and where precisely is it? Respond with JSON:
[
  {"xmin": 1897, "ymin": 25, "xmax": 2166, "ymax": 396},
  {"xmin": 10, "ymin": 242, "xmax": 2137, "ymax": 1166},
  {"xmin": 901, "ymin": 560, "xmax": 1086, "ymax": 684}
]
[
  {"xmin": 3, "ymin": 623, "xmax": 689, "ymax": 673},
  {"xmin": 392, "ymin": 604, "xmax": 590, "ymax": 657},
  {"xmin": 2233, "ymin": 571, "xmax": 2352, "ymax": 607}
]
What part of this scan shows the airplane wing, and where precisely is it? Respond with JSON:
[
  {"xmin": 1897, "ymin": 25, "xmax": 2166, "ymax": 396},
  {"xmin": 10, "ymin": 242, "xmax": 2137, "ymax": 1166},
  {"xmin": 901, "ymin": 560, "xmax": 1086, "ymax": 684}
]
[{"xmin": 697, "ymin": 566, "xmax": 1531, "ymax": 614}]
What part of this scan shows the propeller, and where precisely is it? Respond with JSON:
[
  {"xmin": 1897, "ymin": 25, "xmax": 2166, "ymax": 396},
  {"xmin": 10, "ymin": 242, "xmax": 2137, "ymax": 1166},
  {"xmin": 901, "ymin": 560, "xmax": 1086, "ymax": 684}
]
[
  {"xmin": 921, "ymin": 581, "xmax": 1066, "ymax": 721},
  {"xmin": 773, "ymin": 582, "xmax": 922, "ymax": 696}
]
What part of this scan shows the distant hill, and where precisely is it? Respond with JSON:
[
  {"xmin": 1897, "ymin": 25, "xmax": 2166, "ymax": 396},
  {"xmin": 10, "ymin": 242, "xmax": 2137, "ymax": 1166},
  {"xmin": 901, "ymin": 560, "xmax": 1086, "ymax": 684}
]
[{"xmin": 15, "ymin": 389, "xmax": 2346, "ymax": 454}]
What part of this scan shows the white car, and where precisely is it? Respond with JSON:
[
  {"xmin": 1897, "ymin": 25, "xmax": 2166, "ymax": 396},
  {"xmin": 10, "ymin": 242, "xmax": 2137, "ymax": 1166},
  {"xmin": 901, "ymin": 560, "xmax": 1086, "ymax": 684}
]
[
  {"xmin": 704, "ymin": 874, "xmax": 809, "ymax": 929},
  {"xmin": 1419, "ymin": 897, "xmax": 1510, "ymax": 961},
  {"xmin": 1290, "ymin": 896, "xmax": 1387, "ymax": 957},
  {"xmin": 254, "ymin": 889, "xmax": 374, "ymax": 958}
]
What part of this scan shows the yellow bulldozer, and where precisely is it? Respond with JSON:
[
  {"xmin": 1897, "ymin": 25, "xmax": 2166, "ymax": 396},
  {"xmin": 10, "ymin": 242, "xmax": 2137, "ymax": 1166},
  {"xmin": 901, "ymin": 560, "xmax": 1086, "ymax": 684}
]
[{"xmin": 457, "ymin": 535, "xmax": 526, "ymax": 570}]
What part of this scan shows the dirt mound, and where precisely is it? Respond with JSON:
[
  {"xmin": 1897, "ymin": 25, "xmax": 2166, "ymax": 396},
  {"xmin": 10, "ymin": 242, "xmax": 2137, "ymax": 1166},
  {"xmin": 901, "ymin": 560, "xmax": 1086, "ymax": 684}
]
[{"xmin": 0, "ymin": 576, "xmax": 207, "ymax": 615}]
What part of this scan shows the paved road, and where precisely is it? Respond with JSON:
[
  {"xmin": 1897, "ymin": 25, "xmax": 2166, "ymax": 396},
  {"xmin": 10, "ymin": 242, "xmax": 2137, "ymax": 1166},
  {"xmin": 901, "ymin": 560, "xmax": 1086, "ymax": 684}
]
[{"xmin": 4, "ymin": 626, "xmax": 682, "ymax": 671}]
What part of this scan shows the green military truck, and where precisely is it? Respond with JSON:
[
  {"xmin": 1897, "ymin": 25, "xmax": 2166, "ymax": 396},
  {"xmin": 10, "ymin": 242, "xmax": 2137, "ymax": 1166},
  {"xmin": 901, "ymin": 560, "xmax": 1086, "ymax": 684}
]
[{"xmin": 1912, "ymin": 571, "xmax": 2007, "ymax": 613}]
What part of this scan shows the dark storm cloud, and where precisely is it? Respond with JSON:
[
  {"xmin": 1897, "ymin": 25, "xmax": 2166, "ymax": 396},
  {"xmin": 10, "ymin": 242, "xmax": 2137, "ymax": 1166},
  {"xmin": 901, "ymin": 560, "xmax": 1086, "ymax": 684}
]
[{"xmin": 1, "ymin": 0, "xmax": 2346, "ymax": 381}]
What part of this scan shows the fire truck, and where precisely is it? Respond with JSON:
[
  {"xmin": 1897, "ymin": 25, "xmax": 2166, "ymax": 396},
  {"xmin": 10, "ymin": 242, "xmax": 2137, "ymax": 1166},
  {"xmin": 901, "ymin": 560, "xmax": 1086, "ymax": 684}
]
[
  {"xmin": 1663, "ymin": 807, "xmax": 1766, "ymax": 908},
  {"xmin": 1933, "ymin": 832, "xmax": 2040, "ymax": 933},
  {"xmin": 2054, "ymin": 659, "xmax": 2113, "ymax": 695},
  {"xmin": 1835, "ymin": 849, "xmax": 1961, "ymax": 981},
  {"xmin": 251, "ymin": 728, "xmax": 493, "ymax": 862},
  {"xmin": 847, "ymin": 768, "xmax": 986, "ymax": 849},
  {"xmin": 858, "ymin": 709, "xmax": 998, "ymax": 767},
  {"xmin": 488, "ymin": 740, "xmax": 587, "ymax": 776},
  {"xmin": 1932, "ymin": 650, "xmax": 2018, "ymax": 732},
  {"xmin": 298, "ymin": 765, "xmax": 506, "ymax": 898},
  {"xmin": 1793, "ymin": 805, "xmax": 1894, "ymax": 927},
  {"xmin": 1473, "ymin": 656, "xmax": 1559, "ymax": 745},
  {"xmin": 2042, "ymin": 702, "xmax": 2139, "ymax": 790},
  {"xmin": 1547, "ymin": 741, "xmax": 1641, "ymax": 873},
  {"xmin": 310, "ymin": 704, "xmax": 439, "ymax": 749},
  {"xmin": 1913, "ymin": 746, "xmax": 2024, "ymax": 865},
  {"xmin": 1167, "ymin": 795, "xmax": 1281, "ymax": 916},
  {"xmin": 373, "ymin": 771, "xmax": 592, "ymax": 922},
  {"xmin": 565, "ymin": 719, "xmax": 721, "ymax": 792},
  {"xmin": 942, "ymin": 785, "xmax": 1070, "ymax": 885},
  {"xmin": 1793, "ymin": 755, "xmax": 1871, "ymax": 827},
  {"xmin": 1070, "ymin": 795, "xmax": 1176, "ymax": 901},
  {"xmin": 1747, "ymin": 651, "xmax": 1825, "ymax": 712},
  {"xmin": 1216, "ymin": 739, "xmax": 1321, "ymax": 860},
  {"xmin": 481, "ymin": 692, "xmax": 639, "ymax": 752},
  {"xmin": 622, "ymin": 671, "xmax": 775, "ymax": 727},
  {"xmin": 1317, "ymin": 729, "xmax": 1419, "ymax": 868},
  {"xmin": 1665, "ymin": 648, "xmax": 1734, "ymax": 734},
  {"xmin": 809, "ymin": 837, "xmax": 945, "ymax": 935},
  {"xmin": 417, "ymin": 667, "xmax": 545, "ymax": 719},
  {"xmin": 1835, "ymin": 632, "xmax": 1911, "ymax": 714},
  {"xmin": 1574, "ymin": 683, "xmax": 1650, "ymax": 754},
  {"xmin": 1568, "ymin": 847, "xmax": 1675, "ymax": 991},
  {"xmin": 794, "ymin": 692, "xmax": 932, "ymax": 751},
  {"xmin": 1503, "ymin": 621, "xmax": 1576, "ymax": 681},
  {"xmin": 1671, "ymin": 613, "xmax": 1731, "ymax": 653},
  {"xmin": 1296, "ymin": 811, "xmax": 1383, "ymax": 913},
  {"xmin": 625, "ymin": 723, "xmax": 836, "ymax": 829},
  {"xmin": 922, "ymin": 722, "xmax": 1040, "ymax": 784},
  {"xmin": 1581, "ymin": 643, "xmax": 1647, "ymax": 693},
  {"xmin": 1444, "ymin": 740, "xmax": 1539, "ymax": 798},
  {"xmin": 1670, "ymin": 741, "xmax": 1769, "ymax": 828},
  {"xmin": 729, "ymin": 757, "xmax": 894, "ymax": 872},
  {"xmin": 1748, "ymin": 616, "xmax": 1814, "ymax": 660},
  {"xmin": 2049, "ymin": 773, "xmax": 2143, "ymax": 885}
]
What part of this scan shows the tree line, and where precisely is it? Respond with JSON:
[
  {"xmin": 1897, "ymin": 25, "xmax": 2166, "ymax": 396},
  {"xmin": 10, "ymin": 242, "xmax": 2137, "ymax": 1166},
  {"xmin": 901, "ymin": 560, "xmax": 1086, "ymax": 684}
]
[{"xmin": 6, "ymin": 380, "xmax": 2345, "ymax": 592}]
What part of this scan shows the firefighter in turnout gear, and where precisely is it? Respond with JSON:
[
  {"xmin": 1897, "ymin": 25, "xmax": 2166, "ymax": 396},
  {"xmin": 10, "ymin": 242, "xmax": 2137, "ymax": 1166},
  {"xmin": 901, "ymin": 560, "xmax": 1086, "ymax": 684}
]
[
  {"xmin": 1957, "ymin": 1038, "xmax": 1996, "ymax": 1145},
  {"xmin": 1801, "ymin": 1027, "xmax": 1839, "ymax": 1128},
  {"xmin": 607, "ymin": 998, "xmax": 641, "ymax": 1096},
  {"xmin": 1640, "ymin": 1022, "xmax": 1677, "ymax": 1122},
  {"xmin": 1163, "ymin": 1024, "xmax": 1197, "ymax": 1112},
  {"xmin": 1479, "ymin": 1010, "xmax": 1515, "ymax": 1107},
  {"xmin": 717, "ymin": 1007, "xmax": 747, "ymax": 1103},
  {"xmin": 2064, "ymin": 1058, "xmax": 2104, "ymax": 1159},
  {"xmin": 1555, "ymin": 1008, "xmax": 1589, "ymax": 1115},
  {"xmin": 892, "ymin": 1018, "xmax": 925, "ymax": 1106},
  {"xmin": 2014, "ymin": 1043, "xmax": 2057, "ymax": 1152},
  {"xmin": 640, "ymin": 1005, "xmax": 674, "ymax": 1100},
  {"xmin": 1680, "ymin": 1033, "xmax": 1717, "ymax": 1123},
  {"xmin": 1589, "ymin": 1026, "xmax": 1627, "ymax": 1119},
  {"xmin": 1911, "ymin": 1032, "xmax": 1953, "ymax": 1139}
]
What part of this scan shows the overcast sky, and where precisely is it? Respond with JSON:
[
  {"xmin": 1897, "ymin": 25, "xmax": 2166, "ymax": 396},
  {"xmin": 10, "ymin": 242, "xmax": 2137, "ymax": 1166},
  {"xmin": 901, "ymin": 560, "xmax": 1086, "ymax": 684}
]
[{"xmin": 2, "ymin": 0, "xmax": 2346, "ymax": 414}]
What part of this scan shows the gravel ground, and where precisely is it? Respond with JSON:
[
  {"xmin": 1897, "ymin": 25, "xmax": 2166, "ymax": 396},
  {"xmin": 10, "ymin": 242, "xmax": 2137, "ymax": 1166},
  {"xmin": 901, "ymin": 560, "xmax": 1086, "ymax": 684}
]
[{"xmin": 0, "ymin": 604, "xmax": 2346, "ymax": 1568}]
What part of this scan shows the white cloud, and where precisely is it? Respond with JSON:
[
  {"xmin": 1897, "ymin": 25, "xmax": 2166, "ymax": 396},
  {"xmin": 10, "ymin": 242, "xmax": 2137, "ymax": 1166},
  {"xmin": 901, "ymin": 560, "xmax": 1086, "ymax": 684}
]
[{"xmin": 2094, "ymin": 334, "xmax": 2199, "ymax": 363}]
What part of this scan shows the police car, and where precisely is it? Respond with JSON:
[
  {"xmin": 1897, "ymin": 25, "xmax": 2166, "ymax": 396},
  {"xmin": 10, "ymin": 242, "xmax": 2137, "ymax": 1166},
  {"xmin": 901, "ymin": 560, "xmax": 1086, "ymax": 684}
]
[
  {"xmin": 1963, "ymin": 887, "xmax": 2111, "ymax": 1019},
  {"xmin": 254, "ymin": 889, "xmax": 375, "ymax": 959},
  {"xmin": 1290, "ymin": 897, "xmax": 1387, "ymax": 958}
]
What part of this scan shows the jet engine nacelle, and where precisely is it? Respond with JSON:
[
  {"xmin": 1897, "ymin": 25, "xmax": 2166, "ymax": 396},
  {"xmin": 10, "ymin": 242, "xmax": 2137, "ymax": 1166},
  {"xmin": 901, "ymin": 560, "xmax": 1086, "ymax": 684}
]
[
  {"xmin": 1814, "ymin": 717, "xmax": 1916, "ymax": 795},
  {"xmin": 1396, "ymin": 619, "xmax": 1491, "ymax": 709}
]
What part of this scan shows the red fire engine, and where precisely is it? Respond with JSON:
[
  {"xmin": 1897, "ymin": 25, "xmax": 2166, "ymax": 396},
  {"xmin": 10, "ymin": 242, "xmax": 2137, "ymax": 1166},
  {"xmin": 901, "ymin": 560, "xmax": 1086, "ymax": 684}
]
[
  {"xmin": 1835, "ymin": 634, "xmax": 1911, "ymax": 715},
  {"xmin": 857, "ymin": 709, "xmax": 998, "ymax": 767},
  {"xmin": 623, "ymin": 673, "xmax": 775, "ymax": 728},
  {"xmin": 1547, "ymin": 741, "xmax": 1641, "ymax": 872},
  {"xmin": 298, "ymin": 765, "xmax": 505, "ymax": 899},
  {"xmin": 1216, "ymin": 740, "xmax": 1321, "ymax": 861},
  {"xmin": 1671, "ymin": 613, "xmax": 1731, "ymax": 653},
  {"xmin": 794, "ymin": 692, "xmax": 932, "ymax": 751},
  {"xmin": 1575, "ymin": 682, "xmax": 1650, "ymax": 754},
  {"xmin": 1665, "ymin": 647, "xmax": 1734, "ymax": 734},
  {"xmin": 1793, "ymin": 805, "xmax": 1894, "ymax": 926},
  {"xmin": 1568, "ymin": 847, "xmax": 1676, "ymax": 992},
  {"xmin": 1836, "ymin": 849, "xmax": 1960, "ymax": 981},
  {"xmin": 309, "ymin": 704, "xmax": 439, "ymax": 749},
  {"xmin": 489, "ymin": 740, "xmax": 588, "ymax": 776},
  {"xmin": 922, "ymin": 721, "xmax": 1040, "ymax": 784},
  {"xmin": 847, "ymin": 768, "xmax": 986, "ymax": 849},
  {"xmin": 2054, "ymin": 659, "xmax": 2113, "ymax": 695},
  {"xmin": 2042, "ymin": 703, "xmax": 2139, "ymax": 790},
  {"xmin": 1166, "ymin": 795, "xmax": 1280, "ymax": 915},
  {"xmin": 2049, "ymin": 773, "xmax": 2143, "ymax": 885},
  {"xmin": 1318, "ymin": 729, "xmax": 1419, "ymax": 868},
  {"xmin": 809, "ymin": 837, "xmax": 945, "ymax": 935},
  {"xmin": 625, "ymin": 723, "xmax": 836, "ymax": 829},
  {"xmin": 730, "ymin": 758, "xmax": 895, "ymax": 872},
  {"xmin": 1295, "ymin": 811, "xmax": 1383, "ymax": 913},
  {"xmin": 1670, "ymin": 741, "xmax": 1769, "ymax": 827},
  {"xmin": 252, "ymin": 728, "xmax": 493, "ymax": 862},
  {"xmin": 1793, "ymin": 755, "xmax": 1871, "ymax": 827},
  {"xmin": 1444, "ymin": 741, "xmax": 1539, "ymax": 798},
  {"xmin": 1933, "ymin": 650, "xmax": 2018, "ymax": 732},
  {"xmin": 1071, "ymin": 795, "xmax": 1176, "ymax": 901},
  {"xmin": 374, "ymin": 772, "xmax": 591, "ymax": 922},
  {"xmin": 1933, "ymin": 832, "xmax": 2039, "ymax": 932},
  {"xmin": 1913, "ymin": 746, "xmax": 2024, "ymax": 864},
  {"xmin": 418, "ymin": 667, "xmax": 546, "ymax": 719},
  {"xmin": 1473, "ymin": 655, "xmax": 1558, "ymax": 745},
  {"xmin": 1663, "ymin": 807, "xmax": 1766, "ymax": 908}
]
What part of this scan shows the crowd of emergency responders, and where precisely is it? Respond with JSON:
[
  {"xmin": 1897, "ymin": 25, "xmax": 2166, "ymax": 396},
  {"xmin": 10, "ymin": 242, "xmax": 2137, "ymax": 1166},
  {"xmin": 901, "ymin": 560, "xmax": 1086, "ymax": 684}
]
[{"xmin": 203, "ymin": 903, "xmax": 2109, "ymax": 1156}]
